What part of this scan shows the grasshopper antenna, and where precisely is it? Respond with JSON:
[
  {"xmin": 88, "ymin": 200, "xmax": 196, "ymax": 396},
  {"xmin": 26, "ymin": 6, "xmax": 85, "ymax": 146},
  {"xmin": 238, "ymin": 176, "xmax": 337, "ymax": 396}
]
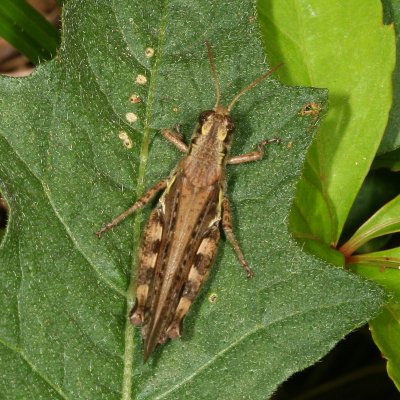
[
  {"xmin": 205, "ymin": 41, "xmax": 221, "ymax": 108},
  {"xmin": 227, "ymin": 62, "xmax": 284, "ymax": 112}
]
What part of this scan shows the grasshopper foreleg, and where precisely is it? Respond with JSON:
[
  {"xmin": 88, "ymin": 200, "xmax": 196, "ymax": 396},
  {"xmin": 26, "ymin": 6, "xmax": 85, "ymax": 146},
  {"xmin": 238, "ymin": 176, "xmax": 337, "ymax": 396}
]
[
  {"xmin": 227, "ymin": 138, "xmax": 280, "ymax": 165},
  {"xmin": 161, "ymin": 127, "xmax": 188, "ymax": 153},
  {"xmin": 222, "ymin": 196, "xmax": 254, "ymax": 278},
  {"xmin": 96, "ymin": 179, "xmax": 167, "ymax": 238}
]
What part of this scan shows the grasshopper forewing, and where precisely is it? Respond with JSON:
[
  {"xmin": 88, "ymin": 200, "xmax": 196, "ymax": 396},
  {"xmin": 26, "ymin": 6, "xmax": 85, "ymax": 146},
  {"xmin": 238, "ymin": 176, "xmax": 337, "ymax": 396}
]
[{"xmin": 97, "ymin": 42, "xmax": 282, "ymax": 361}]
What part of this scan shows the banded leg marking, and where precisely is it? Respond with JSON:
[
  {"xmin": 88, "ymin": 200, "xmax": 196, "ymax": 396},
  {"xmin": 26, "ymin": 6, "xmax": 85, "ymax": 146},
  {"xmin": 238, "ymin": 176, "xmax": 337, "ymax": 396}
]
[
  {"xmin": 222, "ymin": 196, "xmax": 254, "ymax": 278},
  {"xmin": 166, "ymin": 226, "xmax": 220, "ymax": 339},
  {"xmin": 129, "ymin": 208, "xmax": 164, "ymax": 326},
  {"xmin": 227, "ymin": 138, "xmax": 280, "ymax": 165},
  {"xmin": 96, "ymin": 179, "xmax": 167, "ymax": 237}
]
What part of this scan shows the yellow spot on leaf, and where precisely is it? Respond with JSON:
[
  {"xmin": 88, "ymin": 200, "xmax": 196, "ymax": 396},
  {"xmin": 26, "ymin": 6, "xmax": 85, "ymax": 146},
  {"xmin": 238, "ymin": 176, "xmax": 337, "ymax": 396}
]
[
  {"xmin": 208, "ymin": 293, "xmax": 218, "ymax": 303},
  {"xmin": 129, "ymin": 93, "xmax": 141, "ymax": 104},
  {"xmin": 125, "ymin": 112, "xmax": 138, "ymax": 123},
  {"xmin": 135, "ymin": 74, "xmax": 147, "ymax": 85},
  {"xmin": 118, "ymin": 131, "xmax": 133, "ymax": 149},
  {"xmin": 145, "ymin": 47, "xmax": 155, "ymax": 58}
]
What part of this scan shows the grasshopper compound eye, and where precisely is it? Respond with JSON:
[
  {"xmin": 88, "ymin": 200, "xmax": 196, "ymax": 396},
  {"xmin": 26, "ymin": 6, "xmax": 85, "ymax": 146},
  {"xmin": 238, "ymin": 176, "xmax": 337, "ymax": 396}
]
[{"xmin": 199, "ymin": 110, "xmax": 214, "ymax": 124}]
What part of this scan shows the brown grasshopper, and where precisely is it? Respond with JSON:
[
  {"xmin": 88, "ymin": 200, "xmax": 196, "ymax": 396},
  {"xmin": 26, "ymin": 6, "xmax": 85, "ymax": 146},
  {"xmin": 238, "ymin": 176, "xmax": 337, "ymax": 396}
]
[{"xmin": 97, "ymin": 42, "xmax": 282, "ymax": 361}]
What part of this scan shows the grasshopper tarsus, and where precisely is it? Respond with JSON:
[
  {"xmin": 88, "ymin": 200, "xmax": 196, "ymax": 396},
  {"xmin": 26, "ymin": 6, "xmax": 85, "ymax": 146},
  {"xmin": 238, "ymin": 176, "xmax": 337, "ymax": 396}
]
[
  {"xmin": 259, "ymin": 137, "xmax": 281, "ymax": 147},
  {"xmin": 96, "ymin": 222, "xmax": 117, "ymax": 238},
  {"xmin": 173, "ymin": 124, "xmax": 184, "ymax": 138},
  {"xmin": 240, "ymin": 261, "xmax": 255, "ymax": 279},
  {"xmin": 256, "ymin": 137, "xmax": 281, "ymax": 159},
  {"xmin": 258, "ymin": 137, "xmax": 282, "ymax": 148},
  {"xmin": 95, "ymin": 227, "xmax": 106, "ymax": 239},
  {"xmin": 96, "ymin": 222, "xmax": 119, "ymax": 238},
  {"xmin": 227, "ymin": 136, "xmax": 281, "ymax": 165},
  {"xmin": 246, "ymin": 268, "xmax": 255, "ymax": 279}
]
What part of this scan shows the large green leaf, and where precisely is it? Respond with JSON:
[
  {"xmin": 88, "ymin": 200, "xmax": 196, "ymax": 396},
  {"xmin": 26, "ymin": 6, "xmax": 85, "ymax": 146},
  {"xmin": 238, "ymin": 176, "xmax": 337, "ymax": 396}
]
[
  {"xmin": 258, "ymin": 0, "xmax": 395, "ymax": 249},
  {"xmin": 379, "ymin": 0, "xmax": 400, "ymax": 154},
  {"xmin": 0, "ymin": 1, "xmax": 385, "ymax": 399}
]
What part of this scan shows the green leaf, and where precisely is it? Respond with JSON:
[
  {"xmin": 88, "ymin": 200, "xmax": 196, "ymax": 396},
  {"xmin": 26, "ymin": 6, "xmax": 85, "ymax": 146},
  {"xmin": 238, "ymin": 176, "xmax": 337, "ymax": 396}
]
[
  {"xmin": 258, "ymin": 0, "xmax": 396, "ymax": 246},
  {"xmin": 340, "ymin": 195, "xmax": 400, "ymax": 256},
  {"xmin": 341, "ymin": 169, "xmax": 400, "ymax": 245},
  {"xmin": 0, "ymin": 0, "xmax": 60, "ymax": 64},
  {"xmin": 349, "ymin": 249, "xmax": 400, "ymax": 391},
  {"xmin": 0, "ymin": 0, "xmax": 386, "ymax": 398},
  {"xmin": 379, "ymin": 0, "xmax": 400, "ymax": 154}
]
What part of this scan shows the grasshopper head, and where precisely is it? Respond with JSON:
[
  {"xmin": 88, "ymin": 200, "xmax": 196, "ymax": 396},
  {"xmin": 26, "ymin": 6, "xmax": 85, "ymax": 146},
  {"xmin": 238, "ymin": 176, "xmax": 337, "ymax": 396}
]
[{"xmin": 198, "ymin": 108, "xmax": 234, "ymax": 143}]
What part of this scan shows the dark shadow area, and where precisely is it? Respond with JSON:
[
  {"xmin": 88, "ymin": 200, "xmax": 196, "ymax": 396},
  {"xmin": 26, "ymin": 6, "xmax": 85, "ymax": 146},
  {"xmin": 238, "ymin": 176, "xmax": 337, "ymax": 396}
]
[
  {"xmin": 0, "ymin": 193, "xmax": 8, "ymax": 243},
  {"xmin": 271, "ymin": 325, "xmax": 400, "ymax": 400}
]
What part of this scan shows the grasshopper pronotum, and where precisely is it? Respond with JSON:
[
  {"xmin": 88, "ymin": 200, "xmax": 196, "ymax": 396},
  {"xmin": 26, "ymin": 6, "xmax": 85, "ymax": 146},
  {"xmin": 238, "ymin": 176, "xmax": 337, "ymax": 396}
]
[{"xmin": 97, "ymin": 42, "xmax": 282, "ymax": 361}]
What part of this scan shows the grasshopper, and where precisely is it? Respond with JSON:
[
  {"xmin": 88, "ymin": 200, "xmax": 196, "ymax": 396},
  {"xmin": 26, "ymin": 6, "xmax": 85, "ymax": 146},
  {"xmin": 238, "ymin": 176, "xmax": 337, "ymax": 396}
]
[{"xmin": 97, "ymin": 42, "xmax": 282, "ymax": 361}]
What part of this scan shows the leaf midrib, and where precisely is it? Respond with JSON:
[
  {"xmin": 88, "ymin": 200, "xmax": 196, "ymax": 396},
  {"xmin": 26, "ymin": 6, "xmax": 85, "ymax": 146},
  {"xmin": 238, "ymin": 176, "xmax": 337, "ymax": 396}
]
[{"xmin": 121, "ymin": 1, "xmax": 170, "ymax": 399}]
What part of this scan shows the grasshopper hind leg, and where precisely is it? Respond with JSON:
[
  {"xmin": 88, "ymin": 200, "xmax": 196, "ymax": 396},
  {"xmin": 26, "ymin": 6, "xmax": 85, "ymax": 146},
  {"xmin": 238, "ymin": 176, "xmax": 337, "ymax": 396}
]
[
  {"xmin": 129, "ymin": 208, "xmax": 164, "ymax": 326},
  {"xmin": 166, "ymin": 225, "xmax": 220, "ymax": 339}
]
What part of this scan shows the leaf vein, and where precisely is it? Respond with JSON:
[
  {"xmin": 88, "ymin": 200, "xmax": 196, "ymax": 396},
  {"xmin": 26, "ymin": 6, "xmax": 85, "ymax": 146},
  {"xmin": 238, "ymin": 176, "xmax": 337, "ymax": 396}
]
[
  {"xmin": 0, "ymin": 339, "xmax": 67, "ymax": 399},
  {"xmin": 155, "ymin": 295, "xmax": 372, "ymax": 399},
  {"xmin": 0, "ymin": 134, "xmax": 126, "ymax": 297}
]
